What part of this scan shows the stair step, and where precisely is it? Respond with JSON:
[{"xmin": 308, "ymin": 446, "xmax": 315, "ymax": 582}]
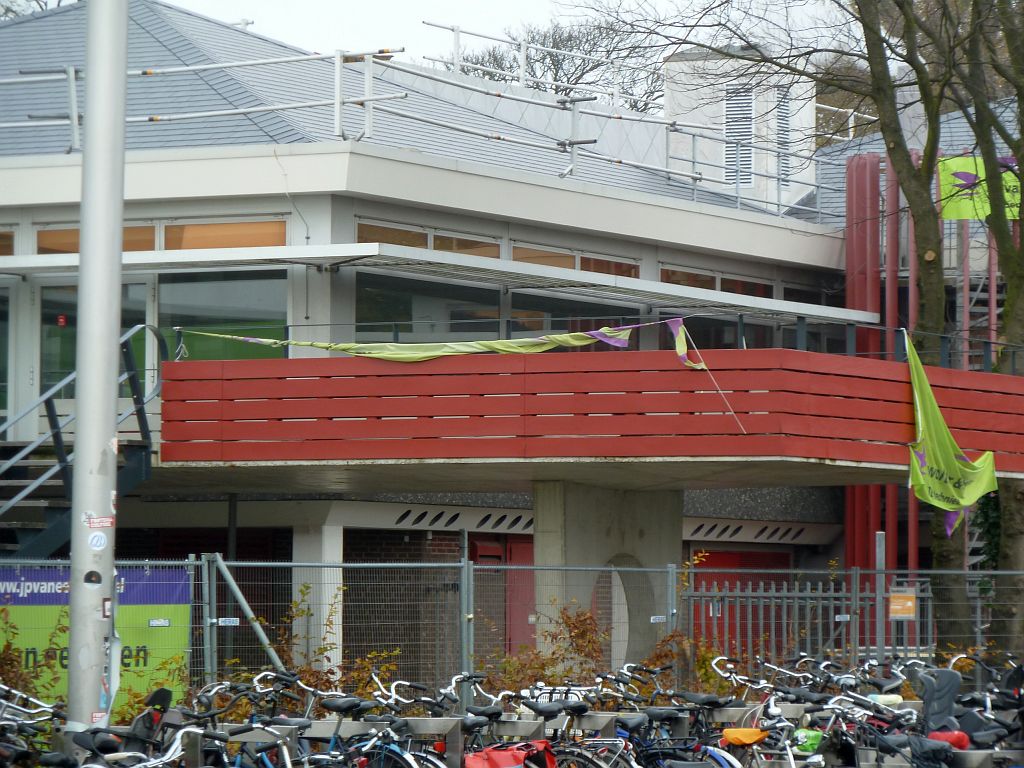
[
  {"xmin": 0, "ymin": 521, "xmax": 46, "ymax": 530},
  {"xmin": 2, "ymin": 499, "xmax": 68, "ymax": 509},
  {"xmin": 0, "ymin": 543, "xmax": 20, "ymax": 552},
  {"xmin": 0, "ymin": 479, "xmax": 64, "ymax": 487}
]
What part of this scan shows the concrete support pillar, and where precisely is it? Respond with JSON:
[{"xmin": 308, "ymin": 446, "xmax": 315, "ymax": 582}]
[
  {"xmin": 291, "ymin": 511, "xmax": 343, "ymax": 667},
  {"xmin": 532, "ymin": 481, "xmax": 682, "ymax": 662}
]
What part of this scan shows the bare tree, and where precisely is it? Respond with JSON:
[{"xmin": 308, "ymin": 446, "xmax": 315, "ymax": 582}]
[
  {"xmin": 0, "ymin": 0, "xmax": 71, "ymax": 21},
  {"xmin": 455, "ymin": 20, "xmax": 665, "ymax": 112},
  {"xmin": 575, "ymin": 0, "xmax": 1024, "ymax": 649}
]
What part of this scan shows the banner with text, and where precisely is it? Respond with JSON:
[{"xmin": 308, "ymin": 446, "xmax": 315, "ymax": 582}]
[{"xmin": 0, "ymin": 566, "xmax": 191, "ymax": 706}]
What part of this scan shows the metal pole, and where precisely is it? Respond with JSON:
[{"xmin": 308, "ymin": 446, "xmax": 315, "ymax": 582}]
[
  {"xmin": 459, "ymin": 558, "xmax": 474, "ymax": 710},
  {"xmin": 333, "ymin": 50, "xmax": 344, "ymax": 138},
  {"xmin": 66, "ymin": 0, "xmax": 128, "ymax": 734},
  {"xmin": 517, "ymin": 41, "xmax": 528, "ymax": 85},
  {"xmin": 875, "ymin": 532, "xmax": 886, "ymax": 659},
  {"xmin": 569, "ymin": 101, "xmax": 579, "ymax": 176},
  {"xmin": 199, "ymin": 554, "xmax": 215, "ymax": 685},
  {"xmin": 452, "ymin": 26, "xmax": 461, "ymax": 74},
  {"xmin": 667, "ymin": 563, "xmax": 678, "ymax": 633},
  {"xmin": 65, "ymin": 65, "xmax": 80, "ymax": 151},
  {"xmin": 212, "ymin": 553, "xmax": 286, "ymax": 672},
  {"xmin": 363, "ymin": 55, "xmax": 374, "ymax": 138}
]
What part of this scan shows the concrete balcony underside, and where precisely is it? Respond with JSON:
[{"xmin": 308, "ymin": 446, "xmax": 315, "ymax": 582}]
[{"xmin": 154, "ymin": 348, "xmax": 1024, "ymax": 496}]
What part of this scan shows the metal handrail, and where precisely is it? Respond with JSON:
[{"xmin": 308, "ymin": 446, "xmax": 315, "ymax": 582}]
[{"xmin": 0, "ymin": 324, "xmax": 169, "ymax": 517}]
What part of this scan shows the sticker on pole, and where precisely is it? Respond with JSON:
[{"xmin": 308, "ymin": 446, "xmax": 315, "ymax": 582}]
[
  {"xmin": 217, "ymin": 617, "xmax": 241, "ymax": 627},
  {"xmin": 88, "ymin": 532, "xmax": 107, "ymax": 551},
  {"xmin": 148, "ymin": 618, "xmax": 170, "ymax": 628},
  {"xmin": 86, "ymin": 516, "xmax": 115, "ymax": 529},
  {"xmin": 649, "ymin": 615, "xmax": 667, "ymax": 624},
  {"xmin": 91, "ymin": 712, "xmax": 105, "ymax": 724}
]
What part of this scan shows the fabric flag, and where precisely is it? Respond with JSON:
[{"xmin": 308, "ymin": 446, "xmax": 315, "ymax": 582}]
[
  {"xmin": 906, "ymin": 338, "xmax": 997, "ymax": 533},
  {"xmin": 665, "ymin": 317, "xmax": 707, "ymax": 369},
  {"xmin": 938, "ymin": 156, "xmax": 1021, "ymax": 220},
  {"xmin": 184, "ymin": 318, "xmax": 713, "ymax": 368},
  {"xmin": 183, "ymin": 323, "xmax": 650, "ymax": 363}
]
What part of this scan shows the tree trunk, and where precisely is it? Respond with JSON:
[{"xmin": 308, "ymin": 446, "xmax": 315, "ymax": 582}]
[
  {"xmin": 991, "ymin": 483, "xmax": 1024, "ymax": 657},
  {"xmin": 928, "ymin": 510, "xmax": 974, "ymax": 654}
]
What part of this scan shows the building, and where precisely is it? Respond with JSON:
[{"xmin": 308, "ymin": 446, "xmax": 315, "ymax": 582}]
[{"xmin": 2, "ymin": 1, "xmax": 1022, "ymax": 668}]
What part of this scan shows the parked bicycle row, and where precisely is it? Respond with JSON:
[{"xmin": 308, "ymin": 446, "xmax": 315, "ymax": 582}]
[{"xmin": 2, "ymin": 651, "xmax": 1023, "ymax": 768}]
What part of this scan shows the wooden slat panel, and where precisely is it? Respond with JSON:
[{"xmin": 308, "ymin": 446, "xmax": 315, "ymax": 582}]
[{"xmin": 160, "ymin": 349, "xmax": 1024, "ymax": 470}]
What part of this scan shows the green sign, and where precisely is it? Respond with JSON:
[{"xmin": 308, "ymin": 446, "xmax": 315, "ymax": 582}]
[
  {"xmin": 938, "ymin": 156, "xmax": 1021, "ymax": 220},
  {"xmin": 907, "ymin": 339, "xmax": 998, "ymax": 513},
  {"xmin": 1, "ymin": 566, "xmax": 190, "ymax": 708}
]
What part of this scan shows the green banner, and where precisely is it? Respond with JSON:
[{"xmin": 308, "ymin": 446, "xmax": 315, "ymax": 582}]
[
  {"xmin": 1, "ymin": 566, "xmax": 190, "ymax": 708},
  {"xmin": 938, "ymin": 156, "xmax": 1021, "ymax": 220},
  {"xmin": 907, "ymin": 339, "xmax": 997, "ymax": 514}
]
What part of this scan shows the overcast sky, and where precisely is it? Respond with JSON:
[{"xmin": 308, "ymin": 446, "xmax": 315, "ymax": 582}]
[{"xmin": 169, "ymin": 0, "xmax": 565, "ymax": 61}]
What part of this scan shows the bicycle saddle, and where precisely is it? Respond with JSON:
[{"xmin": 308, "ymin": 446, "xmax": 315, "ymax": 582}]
[
  {"xmin": 466, "ymin": 705, "xmax": 504, "ymax": 720},
  {"xmin": 321, "ymin": 697, "xmax": 365, "ymax": 715}
]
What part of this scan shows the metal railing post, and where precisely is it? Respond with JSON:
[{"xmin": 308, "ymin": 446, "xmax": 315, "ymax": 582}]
[
  {"xmin": 333, "ymin": 50, "xmax": 344, "ymax": 138},
  {"xmin": 452, "ymin": 26, "xmax": 461, "ymax": 74},
  {"xmin": 213, "ymin": 553, "xmax": 287, "ymax": 672},
  {"xmin": 875, "ymin": 533, "xmax": 886, "ymax": 659},
  {"xmin": 846, "ymin": 323, "xmax": 856, "ymax": 356},
  {"xmin": 850, "ymin": 567, "xmax": 861, "ymax": 658},
  {"xmin": 737, "ymin": 314, "xmax": 745, "ymax": 349},
  {"xmin": 200, "ymin": 553, "xmax": 217, "ymax": 684},
  {"xmin": 459, "ymin": 558, "xmax": 474, "ymax": 710},
  {"xmin": 796, "ymin": 316, "xmax": 807, "ymax": 351},
  {"xmin": 65, "ymin": 65, "xmax": 80, "ymax": 151},
  {"xmin": 667, "ymin": 563, "xmax": 678, "ymax": 633},
  {"xmin": 517, "ymin": 41, "xmax": 528, "ymax": 85},
  {"xmin": 363, "ymin": 54, "xmax": 374, "ymax": 138},
  {"xmin": 569, "ymin": 100, "xmax": 580, "ymax": 176}
]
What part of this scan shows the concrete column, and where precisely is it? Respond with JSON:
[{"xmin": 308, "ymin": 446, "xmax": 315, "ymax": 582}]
[
  {"xmin": 292, "ymin": 517, "xmax": 344, "ymax": 667},
  {"xmin": 532, "ymin": 481, "xmax": 683, "ymax": 662}
]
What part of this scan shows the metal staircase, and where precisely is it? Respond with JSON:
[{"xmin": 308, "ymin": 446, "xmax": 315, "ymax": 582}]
[{"xmin": 0, "ymin": 325, "xmax": 167, "ymax": 557}]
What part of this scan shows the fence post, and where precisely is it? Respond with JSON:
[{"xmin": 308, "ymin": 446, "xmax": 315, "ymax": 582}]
[
  {"xmin": 459, "ymin": 558, "xmax": 474, "ymax": 710},
  {"xmin": 850, "ymin": 567, "xmax": 860, "ymax": 660},
  {"xmin": 200, "ymin": 552, "xmax": 217, "ymax": 684},
  {"xmin": 667, "ymin": 563, "xmax": 678, "ymax": 633},
  {"xmin": 875, "ymin": 532, "xmax": 886, "ymax": 659}
]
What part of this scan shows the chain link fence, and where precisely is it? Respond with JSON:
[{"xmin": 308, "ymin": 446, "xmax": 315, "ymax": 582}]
[{"xmin": 4, "ymin": 556, "xmax": 1022, "ymax": 699}]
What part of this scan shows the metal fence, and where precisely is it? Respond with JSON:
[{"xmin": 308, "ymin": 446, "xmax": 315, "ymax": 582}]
[{"xmin": 2, "ymin": 556, "xmax": 1021, "ymax": 706}]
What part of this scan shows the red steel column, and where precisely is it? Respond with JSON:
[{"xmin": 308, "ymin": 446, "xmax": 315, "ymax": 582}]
[
  {"xmin": 865, "ymin": 156, "xmax": 882, "ymax": 357},
  {"xmin": 962, "ymin": 218, "xmax": 971, "ymax": 369},
  {"xmin": 989, "ymin": 231, "xmax": 998, "ymax": 347}
]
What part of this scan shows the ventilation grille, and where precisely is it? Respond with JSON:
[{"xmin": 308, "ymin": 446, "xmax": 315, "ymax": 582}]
[{"xmin": 684, "ymin": 517, "xmax": 839, "ymax": 546}]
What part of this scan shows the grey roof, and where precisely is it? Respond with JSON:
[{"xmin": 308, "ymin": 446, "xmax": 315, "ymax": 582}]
[{"xmin": 0, "ymin": 0, "xmax": 778, "ymax": 216}]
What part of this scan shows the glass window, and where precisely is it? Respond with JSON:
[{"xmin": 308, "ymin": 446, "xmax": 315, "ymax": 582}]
[
  {"xmin": 510, "ymin": 293, "xmax": 639, "ymax": 348},
  {"xmin": 41, "ymin": 283, "xmax": 148, "ymax": 398},
  {"xmin": 512, "ymin": 245, "xmax": 574, "ymax": 269},
  {"xmin": 356, "ymin": 273, "xmax": 499, "ymax": 340},
  {"xmin": 433, "ymin": 235, "xmax": 499, "ymax": 259},
  {"xmin": 783, "ymin": 286, "xmax": 823, "ymax": 304},
  {"xmin": 0, "ymin": 231, "xmax": 12, "ymax": 256},
  {"xmin": 164, "ymin": 220, "xmax": 285, "ymax": 250},
  {"xmin": 357, "ymin": 223, "xmax": 428, "ymax": 248},
  {"xmin": 580, "ymin": 256, "xmax": 639, "ymax": 278},
  {"xmin": 720, "ymin": 277, "xmax": 774, "ymax": 298},
  {"xmin": 159, "ymin": 270, "xmax": 287, "ymax": 360},
  {"xmin": 677, "ymin": 316, "xmax": 773, "ymax": 351},
  {"xmin": 37, "ymin": 226, "xmax": 155, "ymax": 254},
  {"xmin": 661, "ymin": 267, "xmax": 716, "ymax": 290}
]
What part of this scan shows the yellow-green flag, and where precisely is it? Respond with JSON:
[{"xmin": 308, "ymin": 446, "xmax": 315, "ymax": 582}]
[
  {"xmin": 907, "ymin": 338, "xmax": 997, "ymax": 530},
  {"xmin": 938, "ymin": 156, "xmax": 1022, "ymax": 220}
]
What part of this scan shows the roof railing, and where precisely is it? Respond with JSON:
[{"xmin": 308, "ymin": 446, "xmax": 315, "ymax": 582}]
[{"xmin": 0, "ymin": 39, "xmax": 844, "ymax": 221}]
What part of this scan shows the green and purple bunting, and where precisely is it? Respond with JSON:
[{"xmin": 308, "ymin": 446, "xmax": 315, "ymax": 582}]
[{"xmin": 906, "ymin": 337, "xmax": 997, "ymax": 534}]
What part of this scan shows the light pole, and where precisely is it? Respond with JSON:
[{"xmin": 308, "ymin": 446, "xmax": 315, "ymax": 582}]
[{"xmin": 66, "ymin": 0, "xmax": 129, "ymax": 733}]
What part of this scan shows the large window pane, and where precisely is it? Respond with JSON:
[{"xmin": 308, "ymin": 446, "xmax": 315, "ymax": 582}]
[
  {"xmin": 41, "ymin": 283, "xmax": 148, "ymax": 398},
  {"xmin": 356, "ymin": 273, "xmax": 499, "ymax": 341},
  {"xmin": 720, "ymin": 277, "xmax": 774, "ymax": 298},
  {"xmin": 679, "ymin": 316, "xmax": 772, "ymax": 351},
  {"xmin": 580, "ymin": 256, "xmax": 638, "ymax": 278},
  {"xmin": 512, "ymin": 246, "xmax": 574, "ymax": 269},
  {"xmin": 159, "ymin": 270, "xmax": 287, "ymax": 360},
  {"xmin": 0, "ymin": 231, "xmax": 12, "ymax": 256},
  {"xmin": 511, "ymin": 293, "xmax": 639, "ymax": 349},
  {"xmin": 164, "ymin": 221, "xmax": 286, "ymax": 250},
  {"xmin": 433, "ymin": 235, "xmax": 499, "ymax": 259},
  {"xmin": 357, "ymin": 223, "xmax": 428, "ymax": 248},
  {"xmin": 37, "ymin": 226, "xmax": 155, "ymax": 254},
  {"xmin": 661, "ymin": 267, "xmax": 716, "ymax": 290}
]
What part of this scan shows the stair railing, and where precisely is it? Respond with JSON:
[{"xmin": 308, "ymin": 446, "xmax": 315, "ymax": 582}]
[{"xmin": 0, "ymin": 324, "xmax": 169, "ymax": 516}]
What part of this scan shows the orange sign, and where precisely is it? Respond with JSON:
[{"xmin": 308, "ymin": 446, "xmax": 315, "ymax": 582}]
[{"xmin": 889, "ymin": 587, "xmax": 917, "ymax": 620}]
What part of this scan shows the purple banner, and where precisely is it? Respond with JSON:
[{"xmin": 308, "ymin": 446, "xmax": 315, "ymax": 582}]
[{"xmin": 0, "ymin": 566, "xmax": 189, "ymax": 606}]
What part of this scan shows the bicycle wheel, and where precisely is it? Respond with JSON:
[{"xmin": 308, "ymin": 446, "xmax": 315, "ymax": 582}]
[{"xmin": 552, "ymin": 746, "xmax": 614, "ymax": 768}]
